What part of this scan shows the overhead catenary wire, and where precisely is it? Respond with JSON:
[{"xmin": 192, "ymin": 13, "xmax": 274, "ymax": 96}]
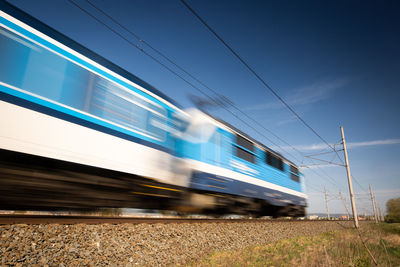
[
  {"xmin": 83, "ymin": 0, "xmax": 309, "ymax": 164},
  {"xmin": 334, "ymin": 139, "xmax": 367, "ymax": 193},
  {"xmin": 68, "ymin": 0, "xmax": 348, "ymax": 193},
  {"xmin": 82, "ymin": 0, "xmax": 348, "ymax": 183},
  {"xmin": 306, "ymin": 184, "xmax": 325, "ymax": 194},
  {"xmin": 304, "ymin": 150, "xmax": 342, "ymax": 158},
  {"xmin": 67, "ymin": 0, "xmax": 305, "ymax": 164},
  {"xmin": 351, "ymin": 174, "xmax": 368, "ymax": 193},
  {"xmin": 180, "ymin": 0, "xmax": 345, "ymax": 165},
  {"xmin": 88, "ymin": 0, "xmax": 348, "ymax": 174},
  {"xmin": 322, "ymin": 189, "xmax": 375, "ymax": 218},
  {"xmin": 302, "ymin": 168, "xmax": 340, "ymax": 189}
]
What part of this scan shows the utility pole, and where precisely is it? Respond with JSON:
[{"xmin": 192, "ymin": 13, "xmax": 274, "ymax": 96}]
[
  {"xmin": 379, "ymin": 206, "xmax": 385, "ymax": 222},
  {"xmin": 374, "ymin": 198, "xmax": 381, "ymax": 222},
  {"xmin": 369, "ymin": 184, "xmax": 378, "ymax": 223},
  {"xmin": 339, "ymin": 191, "xmax": 350, "ymax": 220},
  {"xmin": 340, "ymin": 126, "xmax": 359, "ymax": 228},
  {"xmin": 377, "ymin": 206, "xmax": 382, "ymax": 222},
  {"xmin": 324, "ymin": 186, "xmax": 330, "ymax": 220}
]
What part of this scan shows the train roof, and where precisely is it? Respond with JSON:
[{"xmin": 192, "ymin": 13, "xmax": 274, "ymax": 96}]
[
  {"xmin": 201, "ymin": 110, "xmax": 299, "ymax": 168},
  {"xmin": 0, "ymin": 1, "xmax": 181, "ymax": 109}
]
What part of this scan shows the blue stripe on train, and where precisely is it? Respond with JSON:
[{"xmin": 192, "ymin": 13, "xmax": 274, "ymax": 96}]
[
  {"xmin": 0, "ymin": 15, "xmax": 174, "ymax": 112},
  {"xmin": 0, "ymin": 81, "xmax": 167, "ymax": 147},
  {"xmin": 0, "ymin": 91, "xmax": 171, "ymax": 154},
  {"xmin": 189, "ymin": 171, "xmax": 306, "ymax": 207},
  {"xmin": 0, "ymin": 1, "xmax": 181, "ymax": 109}
]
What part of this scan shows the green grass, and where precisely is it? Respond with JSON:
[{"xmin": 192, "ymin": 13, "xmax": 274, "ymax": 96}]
[
  {"xmin": 191, "ymin": 223, "xmax": 400, "ymax": 267},
  {"xmin": 375, "ymin": 222, "xmax": 400, "ymax": 235}
]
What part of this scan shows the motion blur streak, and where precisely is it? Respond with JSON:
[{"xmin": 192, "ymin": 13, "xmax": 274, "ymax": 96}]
[{"xmin": 0, "ymin": 2, "xmax": 306, "ymax": 217}]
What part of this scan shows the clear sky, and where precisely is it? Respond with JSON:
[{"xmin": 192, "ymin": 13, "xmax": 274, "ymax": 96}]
[{"xmin": 7, "ymin": 0, "xmax": 400, "ymax": 215}]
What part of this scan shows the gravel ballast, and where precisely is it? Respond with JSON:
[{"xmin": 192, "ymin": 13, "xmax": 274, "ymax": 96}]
[{"xmin": 1, "ymin": 221, "xmax": 355, "ymax": 266}]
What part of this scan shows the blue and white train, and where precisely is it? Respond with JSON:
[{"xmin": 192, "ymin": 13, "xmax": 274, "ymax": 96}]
[
  {"xmin": 0, "ymin": 2, "xmax": 306, "ymax": 216},
  {"xmin": 177, "ymin": 110, "xmax": 306, "ymax": 216}
]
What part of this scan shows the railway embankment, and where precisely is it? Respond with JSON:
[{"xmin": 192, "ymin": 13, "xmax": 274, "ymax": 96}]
[
  {"xmin": 196, "ymin": 223, "xmax": 400, "ymax": 266},
  {"xmin": 0, "ymin": 220, "xmax": 358, "ymax": 266}
]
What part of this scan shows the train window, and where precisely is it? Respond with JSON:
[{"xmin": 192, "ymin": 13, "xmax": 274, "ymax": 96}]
[
  {"xmin": 236, "ymin": 135, "xmax": 254, "ymax": 152},
  {"xmin": 0, "ymin": 26, "xmax": 166, "ymax": 141},
  {"xmin": 290, "ymin": 165, "xmax": 299, "ymax": 175},
  {"xmin": 290, "ymin": 165, "xmax": 300, "ymax": 182},
  {"xmin": 266, "ymin": 151, "xmax": 283, "ymax": 171},
  {"xmin": 236, "ymin": 147, "xmax": 255, "ymax": 163},
  {"xmin": 291, "ymin": 173, "xmax": 300, "ymax": 182}
]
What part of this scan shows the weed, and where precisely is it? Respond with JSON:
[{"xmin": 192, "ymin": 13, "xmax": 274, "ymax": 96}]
[
  {"xmin": 192, "ymin": 223, "xmax": 400, "ymax": 267},
  {"xmin": 377, "ymin": 223, "xmax": 400, "ymax": 235}
]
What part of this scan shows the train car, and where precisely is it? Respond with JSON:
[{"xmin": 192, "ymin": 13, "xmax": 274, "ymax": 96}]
[
  {"xmin": 0, "ymin": 2, "xmax": 307, "ymax": 216},
  {"xmin": 177, "ymin": 109, "xmax": 307, "ymax": 217},
  {"xmin": 0, "ymin": 2, "xmax": 190, "ymax": 210}
]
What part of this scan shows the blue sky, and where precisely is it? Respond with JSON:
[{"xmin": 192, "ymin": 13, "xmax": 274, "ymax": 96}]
[{"xmin": 7, "ymin": 0, "xmax": 400, "ymax": 214}]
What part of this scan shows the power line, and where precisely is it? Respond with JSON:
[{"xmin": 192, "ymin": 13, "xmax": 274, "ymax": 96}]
[
  {"xmin": 180, "ymin": 0, "xmax": 344, "ymax": 165},
  {"xmin": 301, "ymin": 167, "xmax": 339, "ymax": 189},
  {"xmin": 351, "ymin": 175, "xmax": 368, "ymax": 193},
  {"xmin": 68, "ymin": 0, "xmax": 346, "ymax": 192},
  {"xmin": 83, "ymin": 0, "xmax": 316, "ymax": 165},
  {"xmin": 83, "ymin": 0, "xmax": 347, "ymax": 188},
  {"xmin": 304, "ymin": 183, "xmax": 324, "ymax": 194},
  {"xmin": 67, "ymin": 0, "xmax": 306, "ymax": 163},
  {"xmin": 305, "ymin": 150, "xmax": 341, "ymax": 158}
]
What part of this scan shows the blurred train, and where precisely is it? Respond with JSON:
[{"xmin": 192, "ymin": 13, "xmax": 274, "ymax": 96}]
[{"xmin": 0, "ymin": 2, "xmax": 306, "ymax": 217}]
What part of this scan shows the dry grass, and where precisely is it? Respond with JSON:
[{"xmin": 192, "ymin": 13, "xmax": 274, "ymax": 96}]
[{"xmin": 191, "ymin": 223, "xmax": 400, "ymax": 267}]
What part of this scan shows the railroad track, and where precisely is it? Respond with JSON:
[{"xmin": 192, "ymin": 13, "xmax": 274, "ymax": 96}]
[{"xmin": 0, "ymin": 214, "xmax": 329, "ymax": 225}]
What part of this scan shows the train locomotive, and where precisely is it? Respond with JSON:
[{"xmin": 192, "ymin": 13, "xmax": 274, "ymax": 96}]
[{"xmin": 0, "ymin": 2, "xmax": 306, "ymax": 217}]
